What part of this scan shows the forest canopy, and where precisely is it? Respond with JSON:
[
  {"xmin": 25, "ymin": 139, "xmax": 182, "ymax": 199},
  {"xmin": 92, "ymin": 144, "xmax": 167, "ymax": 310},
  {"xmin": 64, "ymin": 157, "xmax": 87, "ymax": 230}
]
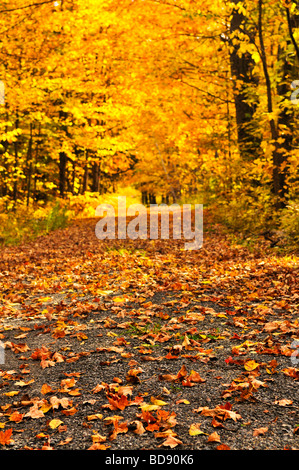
[{"xmin": 0, "ymin": 0, "xmax": 298, "ymax": 247}]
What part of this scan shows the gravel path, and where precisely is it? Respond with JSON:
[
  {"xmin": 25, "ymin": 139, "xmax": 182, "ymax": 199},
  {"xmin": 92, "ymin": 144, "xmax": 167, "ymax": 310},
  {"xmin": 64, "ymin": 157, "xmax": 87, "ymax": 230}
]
[{"xmin": 0, "ymin": 216, "xmax": 298, "ymax": 451}]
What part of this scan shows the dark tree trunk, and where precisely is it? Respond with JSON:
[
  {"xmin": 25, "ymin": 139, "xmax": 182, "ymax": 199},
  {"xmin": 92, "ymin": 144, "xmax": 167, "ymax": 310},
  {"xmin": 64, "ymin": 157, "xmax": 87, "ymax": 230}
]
[
  {"xmin": 91, "ymin": 162, "xmax": 99, "ymax": 192},
  {"xmin": 59, "ymin": 151, "xmax": 67, "ymax": 197},
  {"xmin": 229, "ymin": 0, "xmax": 262, "ymax": 160}
]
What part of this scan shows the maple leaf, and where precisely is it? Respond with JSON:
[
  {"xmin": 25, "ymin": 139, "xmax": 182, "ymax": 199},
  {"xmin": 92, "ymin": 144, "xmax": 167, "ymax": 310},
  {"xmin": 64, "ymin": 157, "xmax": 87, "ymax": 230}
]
[
  {"xmin": 105, "ymin": 393, "xmax": 130, "ymax": 411},
  {"xmin": 188, "ymin": 370, "xmax": 206, "ymax": 383},
  {"xmin": 50, "ymin": 396, "xmax": 72, "ymax": 410},
  {"xmin": 281, "ymin": 367, "xmax": 299, "ymax": 380},
  {"xmin": 92, "ymin": 383, "xmax": 107, "ymax": 394},
  {"xmin": 146, "ymin": 422, "xmax": 160, "ymax": 432},
  {"xmin": 0, "ymin": 428, "xmax": 13, "ymax": 446},
  {"xmin": 194, "ymin": 404, "xmax": 242, "ymax": 422},
  {"xmin": 91, "ymin": 433, "xmax": 106, "ymax": 443},
  {"xmin": 217, "ymin": 444, "xmax": 231, "ymax": 450},
  {"xmin": 108, "ymin": 419, "xmax": 129, "ymax": 441}
]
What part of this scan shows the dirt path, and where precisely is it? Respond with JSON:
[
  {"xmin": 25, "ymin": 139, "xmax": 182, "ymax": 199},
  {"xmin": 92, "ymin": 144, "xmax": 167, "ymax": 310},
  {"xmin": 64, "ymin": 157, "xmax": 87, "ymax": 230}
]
[{"xmin": 0, "ymin": 215, "xmax": 298, "ymax": 450}]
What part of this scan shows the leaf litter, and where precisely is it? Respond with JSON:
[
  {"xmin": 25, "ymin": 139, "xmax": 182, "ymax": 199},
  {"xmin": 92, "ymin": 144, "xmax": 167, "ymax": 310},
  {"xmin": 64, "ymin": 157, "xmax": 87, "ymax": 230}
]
[{"xmin": 0, "ymin": 214, "xmax": 298, "ymax": 450}]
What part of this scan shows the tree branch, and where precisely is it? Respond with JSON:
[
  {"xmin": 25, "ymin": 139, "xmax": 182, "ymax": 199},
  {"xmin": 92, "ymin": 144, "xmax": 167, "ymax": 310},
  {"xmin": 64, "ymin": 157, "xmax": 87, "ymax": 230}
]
[
  {"xmin": 286, "ymin": 6, "xmax": 299, "ymax": 62},
  {"xmin": 0, "ymin": 1, "xmax": 54, "ymax": 14}
]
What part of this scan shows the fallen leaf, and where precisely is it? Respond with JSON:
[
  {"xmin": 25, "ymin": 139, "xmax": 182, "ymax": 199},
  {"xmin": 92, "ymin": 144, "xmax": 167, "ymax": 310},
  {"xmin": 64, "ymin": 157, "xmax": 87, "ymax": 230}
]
[
  {"xmin": 25, "ymin": 404, "xmax": 45, "ymax": 419},
  {"xmin": 88, "ymin": 443, "xmax": 110, "ymax": 450},
  {"xmin": 189, "ymin": 423, "xmax": 205, "ymax": 436},
  {"xmin": 14, "ymin": 379, "xmax": 35, "ymax": 387},
  {"xmin": 58, "ymin": 437, "xmax": 73, "ymax": 446},
  {"xmin": 140, "ymin": 404, "xmax": 161, "ymax": 412},
  {"xmin": 129, "ymin": 420, "xmax": 146, "ymax": 435},
  {"xmin": 274, "ymin": 399, "xmax": 293, "ymax": 406},
  {"xmin": 159, "ymin": 435, "xmax": 183, "ymax": 448},
  {"xmin": 207, "ymin": 431, "xmax": 221, "ymax": 443},
  {"xmin": 41, "ymin": 384, "xmax": 54, "ymax": 395},
  {"xmin": 176, "ymin": 399, "xmax": 190, "ymax": 404},
  {"xmin": 9, "ymin": 411, "xmax": 23, "ymax": 423},
  {"xmin": 244, "ymin": 360, "xmax": 260, "ymax": 371},
  {"xmin": 3, "ymin": 391, "xmax": 19, "ymax": 397},
  {"xmin": 126, "ymin": 368, "xmax": 143, "ymax": 384},
  {"xmin": 87, "ymin": 413, "xmax": 103, "ymax": 421},
  {"xmin": 0, "ymin": 428, "xmax": 13, "ymax": 445},
  {"xmin": 49, "ymin": 419, "xmax": 64, "ymax": 429},
  {"xmin": 217, "ymin": 444, "xmax": 231, "ymax": 450},
  {"xmin": 150, "ymin": 397, "xmax": 168, "ymax": 406},
  {"xmin": 253, "ymin": 427, "xmax": 268, "ymax": 436}
]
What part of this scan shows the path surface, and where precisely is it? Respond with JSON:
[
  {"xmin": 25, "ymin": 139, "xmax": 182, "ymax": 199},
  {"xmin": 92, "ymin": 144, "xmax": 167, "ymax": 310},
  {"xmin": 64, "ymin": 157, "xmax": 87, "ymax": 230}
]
[{"xmin": 0, "ymin": 215, "xmax": 298, "ymax": 450}]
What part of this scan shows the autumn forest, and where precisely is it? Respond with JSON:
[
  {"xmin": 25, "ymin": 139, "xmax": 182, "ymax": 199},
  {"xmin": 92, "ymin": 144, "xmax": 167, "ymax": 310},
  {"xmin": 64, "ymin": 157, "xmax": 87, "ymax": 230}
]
[
  {"xmin": 0, "ymin": 0, "xmax": 298, "ymax": 453},
  {"xmin": 0, "ymin": 0, "xmax": 298, "ymax": 244}
]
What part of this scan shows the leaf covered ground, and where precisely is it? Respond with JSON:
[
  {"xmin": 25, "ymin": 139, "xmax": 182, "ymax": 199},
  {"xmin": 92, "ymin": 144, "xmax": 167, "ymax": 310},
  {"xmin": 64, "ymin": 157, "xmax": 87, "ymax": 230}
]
[{"xmin": 0, "ymin": 212, "xmax": 298, "ymax": 450}]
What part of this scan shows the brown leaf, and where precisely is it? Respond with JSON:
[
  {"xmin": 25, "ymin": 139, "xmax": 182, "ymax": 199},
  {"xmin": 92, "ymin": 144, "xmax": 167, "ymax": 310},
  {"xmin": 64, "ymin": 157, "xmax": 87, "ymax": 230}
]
[
  {"xmin": 126, "ymin": 368, "xmax": 143, "ymax": 384},
  {"xmin": 58, "ymin": 437, "xmax": 73, "ymax": 446},
  {"xmin": 129, "ymin": 420, "xmax": 146, "ymax": 435},
  {"xmin": 253, "ymin": 427, "xmax": 268, "ymax": 436}
]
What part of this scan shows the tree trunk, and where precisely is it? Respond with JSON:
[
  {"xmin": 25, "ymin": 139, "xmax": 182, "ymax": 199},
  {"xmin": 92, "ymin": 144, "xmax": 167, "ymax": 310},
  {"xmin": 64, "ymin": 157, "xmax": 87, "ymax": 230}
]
[
  {"xmin": 59, "ymin": 151, "xmax": 67, "ymax": 197},
  {"xmin": 229, "ymin": 0, "xmax": 262, "ymax": 160},
  {"xmin": 26, "ymin": 123, "xmax": 33, "ymax": 207},
  {"xmin": 12, "ymin": 116, "xmax": 19, "ymax": 204},
  {"xmin": 91, "ymin": 162, "xmax": 99, "ymax": 192}
]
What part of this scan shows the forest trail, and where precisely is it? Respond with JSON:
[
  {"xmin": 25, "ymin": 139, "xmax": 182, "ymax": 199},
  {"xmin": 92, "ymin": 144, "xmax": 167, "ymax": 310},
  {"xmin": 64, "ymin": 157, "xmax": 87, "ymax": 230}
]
[{"xmin": 0, "ymin": 215, "xmax": 298, "ymax": 450}]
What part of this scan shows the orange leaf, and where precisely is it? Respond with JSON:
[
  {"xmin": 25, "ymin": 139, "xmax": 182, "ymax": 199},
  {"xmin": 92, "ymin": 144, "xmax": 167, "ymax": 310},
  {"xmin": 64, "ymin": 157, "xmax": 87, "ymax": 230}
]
[
  {"xmin": 0, "ymin": 428, "xmax": 13, "ymax": 446},
  {"xmin": 126, "ymin": 368, "xmax": 143, "ymax": 384},
  {"xmin": 159, "ymin": 435, "xmax": 183, "ymax": 448},
  {"xmin": 244, "ymin": 360, "xmax": 260, "ymax": 371},
  {"xmin": 88, "ymin": 443, "xmax": 110, "ymax": 450},
  {"xmin": 106, "ymin": 394, "xmax": 129, "ymax": 411},
  {"xmin": 9, "ymin": 411, "xmax": 23, "ymax": 423},
  {"xmin": 62, "ymin": 407, "xmax": 78, "ymax": 416},
  {"xmin": 41, "ymin": 384, "xmax": 53, "ymax": 395},
  {"xmin": 146, "ymin": 422, "xmax": 160, "ymax": 432},
  {"xmin": 207, "ymin": 431, "xmax": 221, "ymax": 443},
  {"xmin": 274, "ymin": 399, "xmax": 293, "ymax": 406},
  {"xmin": 91, "ymin": 433, "xmax": 106, "ymax": 443},
  {"xmin": 253, "ymin": 427, "xmax": 268, "ymax": 436},
  {"xmin": 217, "ymin": 444, "xmax": 231, "ymax": 450},
  {"xmin": 188, "ymin": 370, "xmax": 206, "ymax": 383}
]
